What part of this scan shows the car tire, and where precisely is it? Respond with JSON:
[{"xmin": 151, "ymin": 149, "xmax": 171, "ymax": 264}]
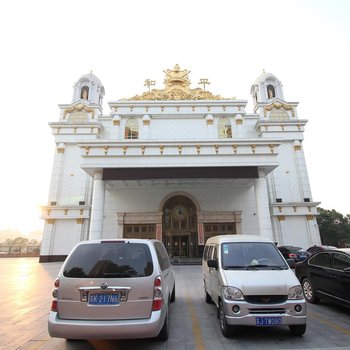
[
  {"xmin": 205, "ymin": 291, "xmax": 212, "ymax": 304},
  {"xmin": 170, "ymin": 284, "xmax": 176, "ymax": 302},
  {"xmin": 289, "ymin": 324, "xmax": 306, "ymax": 336},
  {"xmin": 218, "ymin": 301, "xmax": 234, "ymax": 337},
  {"xmin": 302, "ymin": 278, "xmax": 320, "ymax": 303},
  {"xmin": 157, "ymin": 307, "xmax": 170, "ymax": 340},
  {"xmin": 204, "ymin": 281, "xmax": 212, "ymax": 303}
]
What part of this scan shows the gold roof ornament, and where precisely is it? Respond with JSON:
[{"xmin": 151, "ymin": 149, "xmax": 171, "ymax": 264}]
[{"xmin": 124, "ymin": 64, "xmax": 234, "ymax": 101}]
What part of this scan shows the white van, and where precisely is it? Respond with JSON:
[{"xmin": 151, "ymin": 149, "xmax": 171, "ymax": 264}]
[{"xmin": 202, "ymin": 235, "xmax": 306, "ymax": 337}]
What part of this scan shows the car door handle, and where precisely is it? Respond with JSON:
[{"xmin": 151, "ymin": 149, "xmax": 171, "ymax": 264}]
[{"xmin": 329, "ymin": 274, "xmax": 337, "ymax": 278}]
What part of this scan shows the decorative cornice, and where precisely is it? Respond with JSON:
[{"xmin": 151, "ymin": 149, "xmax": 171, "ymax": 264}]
[
  {"xmin": 64, "ymin": 103, "xmax": 95, "ymax": 119},
  {"xmin": 264, "ymin": 101, "xmax": 295, "ymax": 117}
]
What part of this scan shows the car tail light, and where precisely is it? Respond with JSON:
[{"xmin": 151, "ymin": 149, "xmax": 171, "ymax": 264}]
[
  {"xmin": 152, "ymin": 275, "xmax": 163, "ymax": 311},
  {"xmin": 51, "ymin": 277, "xmax": 59, "ymax": 312},
  {"xmin": 51, "ymin": 300, "xmax": 58, "ymax": 312},
  {"xmin": 289, "ymin": 253, "xmax": 297, "ymax": 259}
]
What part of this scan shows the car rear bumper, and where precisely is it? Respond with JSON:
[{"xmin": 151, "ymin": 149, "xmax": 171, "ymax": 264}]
[{"xmin": 48, "ymin": 309, "xmax": 165, "ymax": 339}]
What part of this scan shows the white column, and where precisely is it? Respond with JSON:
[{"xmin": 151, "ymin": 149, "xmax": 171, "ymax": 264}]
[
  {"xmin": 89, "ymin": 171, "xmax": 105, "ymax": 240},
  {"xmin": 254, "ymin": 170, "xmax": 273, "ymax": 240},
  {"xmin": 234, "ymin": 114, "xmax": 244, "ymax": 138},
  {"xmin": 142, "ymin": 114, "xmax": 150, "ymax": 139},
  {"xmin": 294, "ymin": 141, "xmax": 312, "ymax": 200},
  {"xmin": 111, "ymin": 114, "xmax": 121, "ymax": 139},
  {"xmin": 206, "ymin": 114, "xmax": 214, "ymax": 138},
  {"xmin": 48, "ymin": 143, "xmax": 65, "ymax": 203}
]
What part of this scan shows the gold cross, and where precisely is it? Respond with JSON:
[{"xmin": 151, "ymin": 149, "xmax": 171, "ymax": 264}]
[
  {"xmin": 199, "ymin": 78, "xmax": 210, "ymax": 91},
  {"xmin": 144, "ymin": 79, "xmax": 155, "ymax": 92}
]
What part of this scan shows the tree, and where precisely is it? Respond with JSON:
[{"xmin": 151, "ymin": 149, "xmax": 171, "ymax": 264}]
[{"xmin": 317, "ymin": 208, "xmax": 350, "ymax": 246}]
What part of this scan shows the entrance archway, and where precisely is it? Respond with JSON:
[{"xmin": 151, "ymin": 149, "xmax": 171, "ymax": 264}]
[{"xmin": 162, "ymin": 195, "xmax": 199, "ymax": 259}]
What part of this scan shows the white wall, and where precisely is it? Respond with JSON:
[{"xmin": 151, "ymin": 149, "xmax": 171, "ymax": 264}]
[{"xmin": 101, "ymin": 182, "xmax": 259, "ymax": 239}]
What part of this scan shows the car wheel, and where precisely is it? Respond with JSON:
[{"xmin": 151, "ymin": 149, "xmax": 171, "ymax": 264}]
[
  {"xmin": 289, "ymin": 324, "xmax": 306, "ymax": 336},
  {"xmin": 204, "ymin": 281, "xmax": 212, "ymax": 303},
  {"xmin": 218, "ymin": 301, "xmax": 234, "ymax": 337},
  {"xmin": 157, "ymin": 307, "xmax": 170, "ymax": 340},
  {"xmin": 170, "ymin": 284, "xmax": 175, "ymax": 302},
  {"xmin": 302, "ymin": 278, "xmax": 320, "ymax": 303},
  {"xmin": 205, "ymin": 291, "xmax": 212, "ymax": 304}
]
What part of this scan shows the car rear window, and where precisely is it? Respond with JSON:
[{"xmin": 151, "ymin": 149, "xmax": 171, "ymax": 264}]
[{"xmin": 63, "ymin": 242, "xmax": 153, "ymax": 278}]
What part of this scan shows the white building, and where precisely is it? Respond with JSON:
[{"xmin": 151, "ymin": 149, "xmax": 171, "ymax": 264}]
[{"xmin": 40, "ymin": 65, "xmax": 321, "ymax": 262}]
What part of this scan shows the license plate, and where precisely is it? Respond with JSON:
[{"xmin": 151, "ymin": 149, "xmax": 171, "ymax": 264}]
[
  {"xmin": 89, "ymin": 293, "xmax": 120, "ymax": 305},
  {"xmin": 256, "ymin": 316, "xmax": 282, "ymax": 326}
]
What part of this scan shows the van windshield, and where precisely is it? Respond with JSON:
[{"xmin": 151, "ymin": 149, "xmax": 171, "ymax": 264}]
[
  {"xmin": 63, "ymin": 242, "xmax": 153, "ymax": 278},
  {"xmin": 221, "ymin": 242, "xmax": 288, "ymax": 270}
]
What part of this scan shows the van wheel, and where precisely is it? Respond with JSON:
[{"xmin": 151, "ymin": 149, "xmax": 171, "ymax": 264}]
[
  {"xmin": 289, "ymin": 324, "xmax": 306, "ymax": 336},
  {"xmin": 302, "ymin": 278, "xmax": 320, "ymax": 303},
  {"xmin": 204, "ymin": 281, "xmax": 212, "ymax": 303},
  {"xmin": 205, "ymin": 291, "xmax": 212, "ymax": 304},
  {"xmin": 219, "ymin": 301, "xmax": 234, "ymax": 337},
  {"xmin": 157, "ymin": 308, "xmax": 169, "ymax": 340},
  {"xmin": 170, "ymin": 284, "xmax": 175, "ymax": 302}
]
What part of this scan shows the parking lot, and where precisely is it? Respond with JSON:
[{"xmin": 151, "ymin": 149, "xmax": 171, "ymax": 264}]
[{"xmin": 1, "ymin": 258, "xmax": 350, "ymax": 350}]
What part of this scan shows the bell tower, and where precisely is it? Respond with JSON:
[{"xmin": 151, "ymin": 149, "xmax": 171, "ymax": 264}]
[
  {"xmin": 72, "ymin": 71, "xmax": 105, "ymax": 106},
  {"xmin": 251, "ymin": 71, "xmax": 284, "ymax": 108}
]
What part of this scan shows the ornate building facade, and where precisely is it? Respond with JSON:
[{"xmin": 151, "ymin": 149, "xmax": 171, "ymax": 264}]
[{"xmin": 40, "ymin": 65, "xmax": 321, "ymax": 262}]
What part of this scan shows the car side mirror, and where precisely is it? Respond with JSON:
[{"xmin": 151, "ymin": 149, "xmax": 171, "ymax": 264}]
[
  {"xmin": 286, "ymin": 259, "xmax": 296, "ymax": 269},
  {"xmin": 207, "ymin": 259, "xmax": 218, "ymax": 269}
]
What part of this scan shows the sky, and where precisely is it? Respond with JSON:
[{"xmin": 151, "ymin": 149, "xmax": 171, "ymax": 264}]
[{"xmin": 0, "ymin": 0, "xmax": 349, "ymax": 235}]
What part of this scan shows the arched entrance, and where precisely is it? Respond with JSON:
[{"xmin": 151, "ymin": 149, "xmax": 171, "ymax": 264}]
[{"xmin": 162, "ymin": 195, "xmax": 199, "ymax": 259}]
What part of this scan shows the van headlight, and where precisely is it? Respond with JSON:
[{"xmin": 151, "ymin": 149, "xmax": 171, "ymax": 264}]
[
  {"xmin": 223, "ymin": 287, "xmax": 244, "ymax": 300},
  {"xmin": 288, "ymin": 285, "xmax": 304, "ymax": 300}
]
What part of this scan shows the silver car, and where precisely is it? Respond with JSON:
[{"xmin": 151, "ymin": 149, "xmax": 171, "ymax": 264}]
[{"xmin": 48, "ymin": 239, "xmax": 175, "ymax": 340}]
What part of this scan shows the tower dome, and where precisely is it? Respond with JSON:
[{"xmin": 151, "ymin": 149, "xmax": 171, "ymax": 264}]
[
  {"xmin": 72, "ymin": 72, "xmax": 105, "ymax": 106},
  {"xmin": 251, "ymin": 71, "xmax": 284, "ymax": 107}
]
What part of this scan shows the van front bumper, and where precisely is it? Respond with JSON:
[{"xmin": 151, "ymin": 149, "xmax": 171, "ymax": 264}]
[
  {"xmin": 48, "ymin": 309, "xmax": 165, "ymax": 339},
  {"xmin": 223, "ymin": 299, "xmax": 307, "ymax": 326}
]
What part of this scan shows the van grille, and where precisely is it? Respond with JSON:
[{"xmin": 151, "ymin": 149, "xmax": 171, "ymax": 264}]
[
  {"xmin": 245, "ymin": 295, "xmax": 287, "ymax": 304},
  {"xmin": 249, "ymin": 308, "xmax": 286, "ymax": 315}
]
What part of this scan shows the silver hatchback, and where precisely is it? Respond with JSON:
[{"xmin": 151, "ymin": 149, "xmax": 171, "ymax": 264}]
[{"xmin": 48, "ymin": 239, "xmax": 175, "ymax": 340}]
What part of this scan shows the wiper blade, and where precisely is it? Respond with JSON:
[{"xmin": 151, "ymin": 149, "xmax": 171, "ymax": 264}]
[
  {"xmin": 247, "ymin": 264, "xmax": 285, "ymax": 270},
  {"xmin": 223, "ymin": 265, "xmax": 247, "ymax": 269}
]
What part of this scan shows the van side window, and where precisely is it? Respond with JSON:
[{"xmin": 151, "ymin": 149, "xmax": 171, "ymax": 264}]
[
  {"xmin": 154, "ymin": 241, "xmax": 171, "ymax": 271},
  {"xmin": 208, "ymin": 246, "xmax": 214, "ymax": 260},
  {"xmin": 213, "ymin": 246, "xmax": 218, "ymax": 260},
  {"xmin": 203, "ymin": 246, "xmax": 209, "ymax": 261}
]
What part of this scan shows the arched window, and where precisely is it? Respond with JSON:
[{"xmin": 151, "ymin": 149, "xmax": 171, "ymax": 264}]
[
  {"xmin": 124, "ymin": 118, "xmax": 139, "ymax": 139},
  {"xmin": 80, "ymin": 86, "xmax": 89, "ymax": 100},
  {"xmin": 267, "ymin": 84, "xmax": 275, "ymax": 99},
  {"xmin": 270, "ymin": 109, "xmax": 289, "ymax": 121},
  {"xmin": 218, "ymin": 117, "xmax": 232, "ymax": 138}
]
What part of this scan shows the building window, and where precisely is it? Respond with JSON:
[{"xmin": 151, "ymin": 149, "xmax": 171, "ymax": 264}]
[
  {"xmin": 218, "ymin": 117, "xmax": 232, "ymax": 138},
  {"xmin": 124, "ymin": 118, "xmax": 139, "ymax": 139},
  {"xmin": 123, "ymin": 224, "xmax": 156, "ymax": 239},
  {"xmin": 270, "ymin": 109, "xmax": 289, "ymax": 121},
  {"xmin": 204, "ymin": 222, "xmax": 236, "ymax": 241},
  {"xmin": 80, "ymin": 86, "xmax": 89, "ymax": 100},
  {"xmin": 267, "ymin": 84, "xmax": 275, "ymax": 99}
]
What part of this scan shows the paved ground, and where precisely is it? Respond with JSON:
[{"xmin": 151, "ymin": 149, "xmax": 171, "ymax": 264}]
[{"xmin": 1, "ymin": 258, "xmax": 350, "ymax": 350}]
